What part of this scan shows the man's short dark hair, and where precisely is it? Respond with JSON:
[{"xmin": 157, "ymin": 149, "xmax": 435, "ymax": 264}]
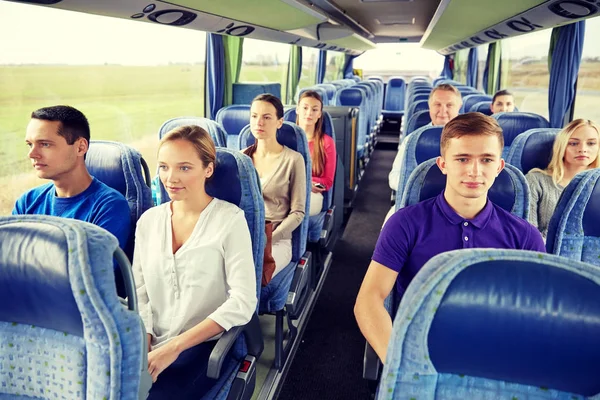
[
  {"xmin": 31, "ymin": 105, "xmax": 90, "ymax": 145},
  {"xmin": 440, "ymin": 112, "xmax": 504, "ymax": 155},
  {"xmin": 492, "ymin": 89, "xmax": 513, "ymax": 104}
]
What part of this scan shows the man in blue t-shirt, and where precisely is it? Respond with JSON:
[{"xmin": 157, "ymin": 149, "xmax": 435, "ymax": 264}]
[
  {"xmin": 355, "ymin": 112, "xmax": 545, "ymax": 363},
  {"xmin": 12, "ymin": 105, "xmax": 131, "ymax": 296}
]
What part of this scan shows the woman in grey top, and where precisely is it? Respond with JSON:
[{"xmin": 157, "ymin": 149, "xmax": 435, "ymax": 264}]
[{"xmin": 526, "ymin": 119, "xmax": 600, "ymax": 239}]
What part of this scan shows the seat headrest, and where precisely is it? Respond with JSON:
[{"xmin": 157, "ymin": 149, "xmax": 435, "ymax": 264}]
[
  {"xmin": 158, "ymin": 117, "xmax": 227, "ymax": 147},
  {"xmin": 470, "ymin": 101, "xmax": 493, "ymax": 115},
  {"xmin": 86, "ymin": 141, "xmax": 128, "ymax": 196},
  {"xmin": 205, "ymin": 150, "xmax": 242, "ymax": 206},
  {"xmin": 239, "ymin": 122, "xmax": 301, "ymax": 152},
  {"xmin": 583, "ymin": 173, "xmax": 600, "ymax": 237},
  {"xmin": 494, "ymin": 112, "xmax": 550, "ymax": 147},
  {"xmin": 427, "ymin": 250, "xmax": 600, "ymax": 396},
  {"xmin": 0, "ymin": 218, "xmax": 84, "ymax": 336},
  {"xmin": 463, "ymin": 94, "xmax": 493, "ymax": 112},
  {"xmin": 508, "ymin": 128, "xmax": 561, "ymax": 174},
  {"xmin": 338, "ymin": 88, "xmax": 365, "ymax": 106},
  {"xmin": 215, "ymin": 105, "xmax": 251, "ymax": 136},
  {"xmin": 406, "ymin": 110, "xmax": 432, "ymax": 135},
  {"xmin": 414, "ymin": 126, "xmax": 444, "ymax": 164},
  {"xmin": 283, "ymin": 109, "xmax": 335, "ymax": 139},
  {"xmin": 387, "ymin": 77, "xmax": 406, "ymax": 88}
]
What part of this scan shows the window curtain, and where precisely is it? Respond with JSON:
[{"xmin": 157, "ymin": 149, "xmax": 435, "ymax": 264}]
[
  {"xmin": 548, "ymin": 21, "xmax": 585, "ymax": 128},
  {"xmin": 485, "ymin": 42, "xmax": 501, "ymax": 95},
  {"xmin": 287, "ymin": 45, "xmax": 302, "ymax": 104},
  {"xmin": 343, "ymin": 54, "xmax": 358, "ymax": 78},
  {"xmin": 223, "ymin": 36, "xmax": 244, "ymax": 107},
  {"xmin": 441, "ymin": 54, "xmax": 453, "ymax": 79},
  {"xmin": 205, "ymin": 34, "xmax": 225, "ymax": 119},
  {"xmin": 317, "ymin": 50, "xmax": 327, "ymax": 84},
  {"xmin": 466, "ymin": 47, "xmax": 478, "ymax": 88}
]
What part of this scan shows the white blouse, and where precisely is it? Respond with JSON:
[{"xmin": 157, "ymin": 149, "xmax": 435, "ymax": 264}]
[{"xmin": 132, "ymin": 198, "xmax": 257, "ymax": 349}]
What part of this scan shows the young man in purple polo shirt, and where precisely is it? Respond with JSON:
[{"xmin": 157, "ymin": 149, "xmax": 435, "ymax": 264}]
[{"xmin": 355, "ymin": 112, "xmax": 545, "ymax": 363}]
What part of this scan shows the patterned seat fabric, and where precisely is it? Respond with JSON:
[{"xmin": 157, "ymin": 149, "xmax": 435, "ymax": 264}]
[
  {"xmin": 493, "ymin": 112, "xmax": 550, "ymax": 157},
  {"xmin": 0, "ymin": 215, "xmax": 148, "ymax": 399},
  {"xmin": 505, "ymin": 128, "xmax": 561, "ymax": 174},
  {"xmin": 546, "ymin": 168, "xmax": 600, "ymax": 267},
  {"xmin": 159, "ymin": 116, "xmax": 228, "ymax": 147},
  {"xmin": 216, "ymin": 105, "xmax": 252, "ymax": 150},
  {"xmin": 378, "ymin": 249, "xmax": 600, "ymax": 399}
]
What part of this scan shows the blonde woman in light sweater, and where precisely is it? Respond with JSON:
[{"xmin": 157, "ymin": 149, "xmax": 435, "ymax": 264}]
[{"xmin": 243, "ymin": 94, "xmax": 306, "ymax": 279}]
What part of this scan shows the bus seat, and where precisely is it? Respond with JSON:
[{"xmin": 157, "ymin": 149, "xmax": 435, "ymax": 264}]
[
  {"xmin": 0, "ymin": 215, "xmax": 151, "ymax": 399},
  {"xmin": 493, "ymin": 112, "xmax": 550, "ymax": 157},
  {"xmin": 86, "ymin": 140, "xmax": 153, "ymax": 296},
  {"xmin": 216, "ymin": 105, "xmax": 252, "ymax": 150},
  {"xmin": 159, "ymin": 116, "xmax": 228, "ymax": 147},
  {"xmin": 232, "ymin": 82, "xmax": 281, "ymax": 105},
  {"xmin": 470, "ymin": 101, "xmax": 494, "ymax": 115},
  {"xmin": 410, "ymin": 93, "xmax": 430, "ymax": 104},
  {"xmin": 383, "ymin": 77, "xmax": 406, "ymax": 115},
  {"xmin": 458, "ymin": 87, "xmax": 481, "ymax": 97},
  {"xmin": 505, "ymin": 128, "xmax": 561, "ymax": 174},
  {"xmin": 379, "ymin": 248, "xmax": 600, "ymax": 399},
  {"xmin": 351, "ymin": 75, "xmax": 361, "ymax": 83},
  {"xmin": 405, "ymin": 100, "xmax": 429, "ymax": 125},
  {"xmin": 546, "ymin": 168, "xmax": 600, "ymax": 267},
  {"xmin": 405, "ymin": 110, "xmax": 432, "ymax": 136},
  {"xmin": 398, "ymin": 158, "xmax": 529, "ymax": 218},
  {"xmin": 337, "ymin": 87, "xmax": 368, "ymax": 160},
  {"xmin": 154, "ymin": 148, "xmax": 265, "ymax": 399},
  {"xmin": 394, "ymin": 125, "xmax": 443, "ymax": 205},
  {"xmin": 239, "ymin": 121, "xmax": 312, "ymax": 371},
  {"xmin": 317, "ymin": 83, "xmax": 338, "ymax": 105},
  {"xmin": 461, "ymin": 94, "xmax": 493, "ymax": 113},
  {"xmin": 298, "ymin": 86, "xmax": 329, "ymax": 106}
]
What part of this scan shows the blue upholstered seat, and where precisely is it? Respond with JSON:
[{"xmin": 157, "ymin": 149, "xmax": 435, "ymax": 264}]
[
  {"xmin": 493, "ymin": 112, "xmax": 550, "ymax": 157},
  {"xmin": 470, "ymin": 101, "xmax": 493, "ymax": 115},
  {"xmin": 0, "ymin": 215, "xmax": 151, "ymax": 399},
  {"xmin": 461, "ymin": 94, "xmax": 493, "ymax": 113},
  {"xmin": 546, "ymin": 168, "xmax": 600, "ymax": 268},
  {"xmin": 505, "ymin": 128, "xmax": 561, "ymax": 174},
  {"xmin": 405, "ymin": 110, "xmax": 432, "ymax": 135},
  {"xmin": 159, "ymin": 116, "xmax": 228, "ymax": 147},
  {"xmin": 152, "ymin": 148, "xmax": 265, "ymax": 399},
  {"xmin": 378, "ymin": 248, "xmax": 600, "ymax": 399},
  {"xmin": 337, "ymin": 87, "xmax": 368, "ymax": 158},
  {"xmin": 216, "ymin": 105, "xmax": 252, "ymax": 150},
  {"xmin": 382, "ymin": 77, "xmax": 406, "ymax": 115}
]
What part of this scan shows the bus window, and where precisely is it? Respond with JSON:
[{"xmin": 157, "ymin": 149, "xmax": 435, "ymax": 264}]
[
  {"xmin": 501, "ymin": 29, "xmax": 552, "ymax": 119},
  {"xmin": 353, "ymin": 43, "xmax": 443, "ymax": 81},
  {"xmin": 0, "ymin": 1, "xmax": 206, "ymax": 215},
  {"xmin": 297, "ymin": 47, "xmax": 319, "ymax": 91},
  {"xmin": 573, "ymin": 16, "xmax": 600, "ymax": 123},
  {"xmin": 324, "ymin": 51, "xmax": 345, "ymax": 82},
  {"xmin": 238, "ymin": 38, "xmax": 289, "ymax": 103},
  {"xmin": 454, "ymin": 48, "xmax": 469, "ymax": 84}
]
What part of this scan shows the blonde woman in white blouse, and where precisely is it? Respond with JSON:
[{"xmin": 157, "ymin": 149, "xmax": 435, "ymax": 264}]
[{"xmin": 132, "ymin": 125, "xmax": 257, "ymax": 399}]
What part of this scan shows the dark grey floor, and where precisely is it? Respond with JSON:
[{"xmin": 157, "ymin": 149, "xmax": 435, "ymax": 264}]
[{"xmin": 278, "ymin": 147, "xmax": 395, "ymax": 400}]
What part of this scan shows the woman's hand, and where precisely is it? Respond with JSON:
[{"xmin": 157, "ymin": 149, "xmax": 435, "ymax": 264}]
[
  {"xmin": 311, "ymin": 182, "xmax": 326, "ymax": 193},
  {"xmin": 148, "ymin": 341, "xmax": 181, "ymax": 382}
]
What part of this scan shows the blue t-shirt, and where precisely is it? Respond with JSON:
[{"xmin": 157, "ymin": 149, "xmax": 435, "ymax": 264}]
[
  {"xmin": 373, "ymin": 192, "xmax": 545, "ymax": 297},
  {"xmin": 13, "ymin": 178, "xmax": 131, "ymax": 295}
]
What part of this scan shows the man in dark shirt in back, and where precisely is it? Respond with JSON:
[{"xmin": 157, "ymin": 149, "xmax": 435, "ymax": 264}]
[
  {"xmin": 12, "ymin": 105, "xmax": 131, "ymax": 296},
  {"xmin": 354, "ymin": 112, "xmax": 545, "ymax": 363}
]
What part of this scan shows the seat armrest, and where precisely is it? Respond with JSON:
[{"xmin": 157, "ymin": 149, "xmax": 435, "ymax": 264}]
[
  {"xmin": 363, "ymin": 341, "xmax": 381, "ymax": 381},
  {"xmin": 286, "ymin": 252, "xmax": 312, "ymax": 319},
  {"xmin": 207, "ymin": 325, "xmax": 244, "ymax": 379}
]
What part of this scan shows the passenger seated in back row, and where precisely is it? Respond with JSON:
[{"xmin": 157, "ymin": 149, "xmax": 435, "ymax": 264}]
[
  {"xmin": 12, "ymin": 105, "xmax": 130, "ymax": 295},
  {"xmin": 133, "ymin": 126, "xmax": 256, "ymax": 398},
  {"xmin": 355, "ymin": 113, "xmax": 545, "ymax": 363},
  {"xmin": 491, "ymin": 89, "xmax": 515, "ymax": 114},
  {"xmin": 296, "ymin": 91, "xmax": 336, "ymax": 238},
  {"xmin": 384, "ymin": 84, "xmax": 462, "ymax": 223},
  {"xmin": 526, "ymin": 118, "xmax": 599, "ymax": 239},
  {"xmin": 244, "ymin": 94, "xmax": 306, "ymax": 283}
]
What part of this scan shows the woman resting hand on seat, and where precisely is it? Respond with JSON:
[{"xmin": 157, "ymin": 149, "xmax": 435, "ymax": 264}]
[
  {"xmin": 296, "ymin": 90, "xmax": 337, "ymax": 218},
  {"xmin": 243, "ymin": 94, "xmax": 306, "ymax": 282},
  {"xmin": 526, "ymin": 118, "xmax": 600, "ymax": 239},
  {"xmin": 132, "ymin": 125, "xmax": 257, "ymax": 398}
]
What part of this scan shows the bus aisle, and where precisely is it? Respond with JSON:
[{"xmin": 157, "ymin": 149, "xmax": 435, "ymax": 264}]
[{"xmin": 278, "ymin": 146, "xmax": 396, "ymax": 400}]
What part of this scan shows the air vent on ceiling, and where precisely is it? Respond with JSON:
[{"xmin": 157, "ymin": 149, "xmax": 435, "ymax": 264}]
[{"xmin": 375, "ymin": 16, "xmax": 415, "ymax": 25}]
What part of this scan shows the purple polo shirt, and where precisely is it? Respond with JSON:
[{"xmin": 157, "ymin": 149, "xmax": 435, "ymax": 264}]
[{"xmin": 373, "ymin": 192, "xmax": 545, "ymax": 297}]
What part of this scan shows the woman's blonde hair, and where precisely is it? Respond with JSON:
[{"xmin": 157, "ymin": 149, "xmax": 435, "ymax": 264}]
[
  {"xmin": 540, "ymin": 119, "xmax": 600, "ymax": 185},
  {"xmin": 159, "ymin": 125, "xmax": 216, "ymax": 171}
]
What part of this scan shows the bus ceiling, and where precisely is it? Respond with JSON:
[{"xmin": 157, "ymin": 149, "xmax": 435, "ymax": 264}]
[{"xmin": 6, "ymin": 0, "xmax": 600, "ymax": 54}]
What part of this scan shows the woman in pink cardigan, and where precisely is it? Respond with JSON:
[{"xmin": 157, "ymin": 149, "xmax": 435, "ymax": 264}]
[{"xmin": 296, "ymin": 90, "xmax": 337, "ymax": 218}]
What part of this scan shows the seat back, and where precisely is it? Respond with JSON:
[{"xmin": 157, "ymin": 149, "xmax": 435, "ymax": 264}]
[
  {"xmin": 505, "ymin": 128, "xmax": 561, "ymax": 174},
  {"xmin": 159, "ymin": 116, "xmax": 228, "ymax": 147},
  {"xmin": 154, "ymin": 149, "xmax": 265, "ymax": 297},
  {"xmin": 239, "ymin": 122, "xmax": 311, "ymax": 261},
  {"xmin": 493, "ymin": 112, "xmax": 550, "ymax": 156},
  {"xmin": 215, "ymin": 105, "xmax": 252, "ymax": 149},
  {"xmin": 405, "ymin": 100, "xmax": 429, "ymax": 123},
  {"xmin": 86, "ymin": 140, "xmax": 153, "ymax": 258},
  {"xmin": 546, "ymin": 169, "xmax": 600, "ymax": 267},
  {"xmin": 0, "ymin": 215, "xmax": 148, "ymax": 399},
  {"xmin": 384, "ymin": 77, "xmax": 406, "ymax": 112},
  {"xmin": 317, "ymin": 83, "xmax": 338, "ymax": 105},
  {"xmin": 299, "ymin": 86, "xmax": 330, "ymax": 106},
  {"xmin": 380, "ymin": 248, "xmax": 600, "ymax": 399},
  {"xmin": 395, "ymin": 125, "xmax": 443, "ymax": 199},
  {"xmin": 470, "ymin": 101, "xmax": 493, "ymax": 115},
  {"xmin": 398, "ymin": 159, "xmax": 529, "ymax": 219},
  {"xmin": 462, "ymin": 94, "xmax": 493, "ymax": 113},
  {"xmin": 410, "ymin": 93, "xmax": 430, "ymax": 104},
  {"xmin": 337, "ymin": 87, "xmax": 368, "ymax": 156},
  {"xmin": 405, "ymin": 110, "xmax": 432, "ymax": 135}
]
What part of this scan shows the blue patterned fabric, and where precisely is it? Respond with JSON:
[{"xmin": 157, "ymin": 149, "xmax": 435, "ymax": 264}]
[
  {"xmin": 378, "ymin": 248, "xmax": 600, "ymax": 400},
  {"xmin": 461, "ymin": 94, "xmax": 492, "ymax": 114},
  {"xmin": 470, "ymin": 101, "xmax": 493, "ymax": 115},
  {"xmin": 215, "ymin": 105, "xmax": 252, "ymax": 150},
  {"xmin": 493, "ymin": 112, "xmax": 550, "ymax": 157},
  {"xmin": 405, "ymin": 100, "xmax": 429, "ymax": 125},
  {"xmin": 546, "ymin": 169, "xmax": 600, "ymax": 267},
  {"xmin": 337, "ymin": 87, "xmax": 367, "ymax": 157},
  {"xmin": 158, "ymin": 116, "xmax": 228, "ymax": 147},
  {"xmin": 405, "ymin": 110, "xmax": 432, "ymax": 136},
  {"xmin": 0, "ymin": 215, "xmax": 146, "ymax": 399},
  {"xmin": 505, "ymin": 128, "xmax": 561, "ymax": 174},
  {"xmin": 398, "ymin": 159, "xmax": 529, "ymax": 220}
]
